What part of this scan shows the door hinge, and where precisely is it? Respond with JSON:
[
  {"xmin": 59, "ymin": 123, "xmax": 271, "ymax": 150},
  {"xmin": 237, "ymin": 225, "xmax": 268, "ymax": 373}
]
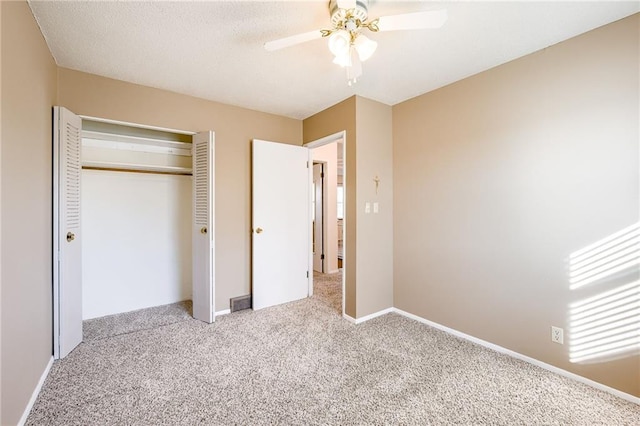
[
  {"xmin": 307, "ymin": 161, "xmax": 309, "ymax": 168},
  {"xmin": 321, "ymin": 172, "xmax": 324, "ymax": 178},
  {"xmin": 306, "ymin": 271, "xmax": 309, "ymax": 278},
  {"xmin": 321, "ymin": 254, "xmax": 325, "ymax": 260}
]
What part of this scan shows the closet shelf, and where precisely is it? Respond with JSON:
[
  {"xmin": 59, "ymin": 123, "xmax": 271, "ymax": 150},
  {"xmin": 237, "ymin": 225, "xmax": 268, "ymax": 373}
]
[
  {"xmin": 83, "ymin": 138, "xmax": 191, "ymax": 157},
  {"xmin": 82, "ymin": 130, "xmax": 192, "ymax": 152}
]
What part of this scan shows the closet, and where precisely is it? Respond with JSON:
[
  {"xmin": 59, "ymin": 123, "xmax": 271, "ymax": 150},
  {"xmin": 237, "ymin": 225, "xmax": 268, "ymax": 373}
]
[{"xmin": 53, "ymin": 106, "xmax": 214, "ymax": 359}]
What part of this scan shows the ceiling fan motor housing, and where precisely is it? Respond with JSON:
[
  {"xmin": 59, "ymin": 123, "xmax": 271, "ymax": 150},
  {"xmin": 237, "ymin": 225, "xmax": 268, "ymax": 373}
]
[{"xmin": 329, "ymin": 0, "xmax": 369, "ymax": 29}]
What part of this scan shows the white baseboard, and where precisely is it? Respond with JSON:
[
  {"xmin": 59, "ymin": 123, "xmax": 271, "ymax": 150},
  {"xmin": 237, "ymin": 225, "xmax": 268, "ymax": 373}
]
[
  {"xmin": 342, "ymin": 313, "xmax": 356, "ymax": 324},
  {"xmin": 215, "ymin": 309, "xmax": 231, "ymax": 317},
  {"xmin": 354, "ymin": 307, "xmax": 395, "ymax": 324},
  {"xmin": 18, "ymin": 356, "xmax": 53, "ymax": 426},
  {"xmin": 343, "ymin": 307, "xmax": 394, "ymax": 325},
  {"xmin": 392, "ymin": 308, "xmax": 640, "ymax": 405}
]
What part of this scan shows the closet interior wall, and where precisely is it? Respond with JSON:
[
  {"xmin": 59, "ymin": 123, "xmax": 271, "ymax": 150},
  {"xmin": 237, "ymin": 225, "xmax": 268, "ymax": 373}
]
[{"xmin": 81, "ymin": 119, "xmax": 195, "ymax": 319}]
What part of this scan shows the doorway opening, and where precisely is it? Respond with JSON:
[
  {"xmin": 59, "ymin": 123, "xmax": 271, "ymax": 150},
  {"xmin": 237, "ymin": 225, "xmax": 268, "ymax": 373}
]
[{"xmin": 305, "ymin": 131, "xmax": 346, "ymax": 316}]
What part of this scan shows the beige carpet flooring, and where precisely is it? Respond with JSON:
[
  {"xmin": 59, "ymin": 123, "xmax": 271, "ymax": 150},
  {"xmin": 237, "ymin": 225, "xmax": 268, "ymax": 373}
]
[
  {"xmin": 313, "ymin": 270, "xmax": 342, "ymax": 314},
  {"xmin": 26, "ymin": 271, "xmax": 639, "ymax": 425}
]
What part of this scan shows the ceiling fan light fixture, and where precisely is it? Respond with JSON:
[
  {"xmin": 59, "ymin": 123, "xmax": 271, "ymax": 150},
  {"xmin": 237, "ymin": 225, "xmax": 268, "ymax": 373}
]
[
  {"xmin": 265, "ymin": 0, "xmax": 448, "ymax": 86},
  {"xmin": 333, "ymin": 48, "xmax": 351, "ymax": 67},
  {"xmin": 353, "ymin": 34, "xmax": 377, "ymax": 62},
  {"xmin": 328, "ymin": 30, "xmax": 350, "ymax": 57},
  {"xmin": 329, "ymin": 0, "xmax": 368, "ymax": 27}
]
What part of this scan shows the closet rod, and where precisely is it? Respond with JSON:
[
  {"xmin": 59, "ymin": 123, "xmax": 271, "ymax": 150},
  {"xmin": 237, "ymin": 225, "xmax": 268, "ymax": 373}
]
[{"xmin": 82, "ymin": 165, "xmax": 192, "ymax": 177}]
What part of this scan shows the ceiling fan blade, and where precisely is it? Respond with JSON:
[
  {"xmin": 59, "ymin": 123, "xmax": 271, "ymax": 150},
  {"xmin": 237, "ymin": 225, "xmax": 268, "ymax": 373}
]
[
  {"xmin": 264, "ymin": 30, "xmax": 323, "ymax": 52},
  {"xmin": 376, "ymin": 9, "xmax": 448, "ymax": 32}
]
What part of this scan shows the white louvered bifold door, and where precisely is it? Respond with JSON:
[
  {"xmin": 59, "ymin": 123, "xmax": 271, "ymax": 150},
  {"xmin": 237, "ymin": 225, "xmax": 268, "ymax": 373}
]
[
  {"xmin": 192, "ymin": 131, "xmax": 215, "ymax": 323},
  {"xmin": 53, "ymin": 106, "xmax": 83, "ymax": 359}
]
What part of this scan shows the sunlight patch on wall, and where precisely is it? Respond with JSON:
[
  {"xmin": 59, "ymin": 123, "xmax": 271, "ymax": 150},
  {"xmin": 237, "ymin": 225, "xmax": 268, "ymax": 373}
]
[
  {"xmin": 568, "ymin": 223, "xmax": 639, "ymax": 290},
  {"xmin": 569, "ymin": 281, "xmax": 640, "ymax": 363},
  {"xmin": 568, "ymin": 222, "xmax": 640, "ymax": 364}
]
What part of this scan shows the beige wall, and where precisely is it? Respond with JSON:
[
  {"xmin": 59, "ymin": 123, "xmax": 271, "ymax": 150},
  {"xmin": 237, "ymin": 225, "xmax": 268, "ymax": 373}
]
[
  {"xmin": 393, "ymin": 14, "xmax": 639, "ymax": 397},
  {"xmin": 57, "ymin": 68, "xmax": 302, "ymax": 312},
  {"xmin": 304, "ymin": 96, "xmax": 394, "ymax": 318},
  {"xmin": 355, "ymin": 97, "xmax": 394, "ymax": 317},
  {"xmin": 304, "ymin": 97, "xmax": 357, "ymax": 317},
  {"xmin": 1, "ymin": 2, "xmax": 58, "ymax": 424},
  {"xmin": 312, "ymin": 142, "xmax": 339, "ymax": 273}
]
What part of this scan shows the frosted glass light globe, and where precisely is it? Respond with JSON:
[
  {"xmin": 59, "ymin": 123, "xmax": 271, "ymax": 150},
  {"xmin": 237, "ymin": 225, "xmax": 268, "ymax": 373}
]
[
  {"xmin": 354, "ymin": 34, "xmax": 377, "ymax": 62},
  {"xmin": 328, "ymin": 31, "xmax": 350, "ymax": 57}
]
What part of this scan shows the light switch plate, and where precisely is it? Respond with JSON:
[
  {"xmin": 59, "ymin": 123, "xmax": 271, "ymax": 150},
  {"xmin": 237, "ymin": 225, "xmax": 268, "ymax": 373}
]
[
  {"xmin": 373, "ymin": 202, "xmax": 379, "ymax": 213},
  {"xmin": 365, "ymin": 202, "xmax": 371, "ymax": 213}
]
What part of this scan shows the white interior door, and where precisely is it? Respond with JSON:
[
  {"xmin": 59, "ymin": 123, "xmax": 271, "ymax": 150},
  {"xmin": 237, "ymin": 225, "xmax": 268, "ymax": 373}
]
[
  {"xmin": 252, "ymin": 140, "xmax": 311, "ymax": 310},
  {"xmin": 313, "ymin": 163, "xmax": 324, "ymax": 273},
  {"xmin": 53, "ymin": 106, "xmax": 83, "ymax": 359},
  {"xmin": 192, "ymin": 131, "xmax": 215, "ymax": 323}
]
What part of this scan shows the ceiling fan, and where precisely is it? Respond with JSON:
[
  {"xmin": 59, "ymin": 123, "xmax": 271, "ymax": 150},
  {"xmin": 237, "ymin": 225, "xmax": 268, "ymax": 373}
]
[{"xmin": 264, "ymin": 0, "xmax": 448, "ymax": 85}]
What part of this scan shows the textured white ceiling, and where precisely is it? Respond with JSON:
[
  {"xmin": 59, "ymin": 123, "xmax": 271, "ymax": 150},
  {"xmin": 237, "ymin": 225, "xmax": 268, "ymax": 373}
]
[{"xmin": 29, "ymin": 1, "xmax": 639, "ymax": 120}]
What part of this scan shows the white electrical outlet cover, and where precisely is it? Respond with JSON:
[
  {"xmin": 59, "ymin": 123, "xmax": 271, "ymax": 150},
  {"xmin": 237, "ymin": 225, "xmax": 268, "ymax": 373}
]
[{"xmin": 551, "ymin": 326, "xmax": 564, "ymax": 344}]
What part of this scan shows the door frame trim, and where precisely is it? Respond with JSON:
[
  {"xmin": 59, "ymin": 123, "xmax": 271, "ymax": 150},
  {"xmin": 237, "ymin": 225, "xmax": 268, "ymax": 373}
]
[
  {"xmin": 312, "ymin": 161, "xmax": 327, "ymax": 273},
  {"xmin": 52, "ymin": 107, "xmax": 62, "ymax": 359}
]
